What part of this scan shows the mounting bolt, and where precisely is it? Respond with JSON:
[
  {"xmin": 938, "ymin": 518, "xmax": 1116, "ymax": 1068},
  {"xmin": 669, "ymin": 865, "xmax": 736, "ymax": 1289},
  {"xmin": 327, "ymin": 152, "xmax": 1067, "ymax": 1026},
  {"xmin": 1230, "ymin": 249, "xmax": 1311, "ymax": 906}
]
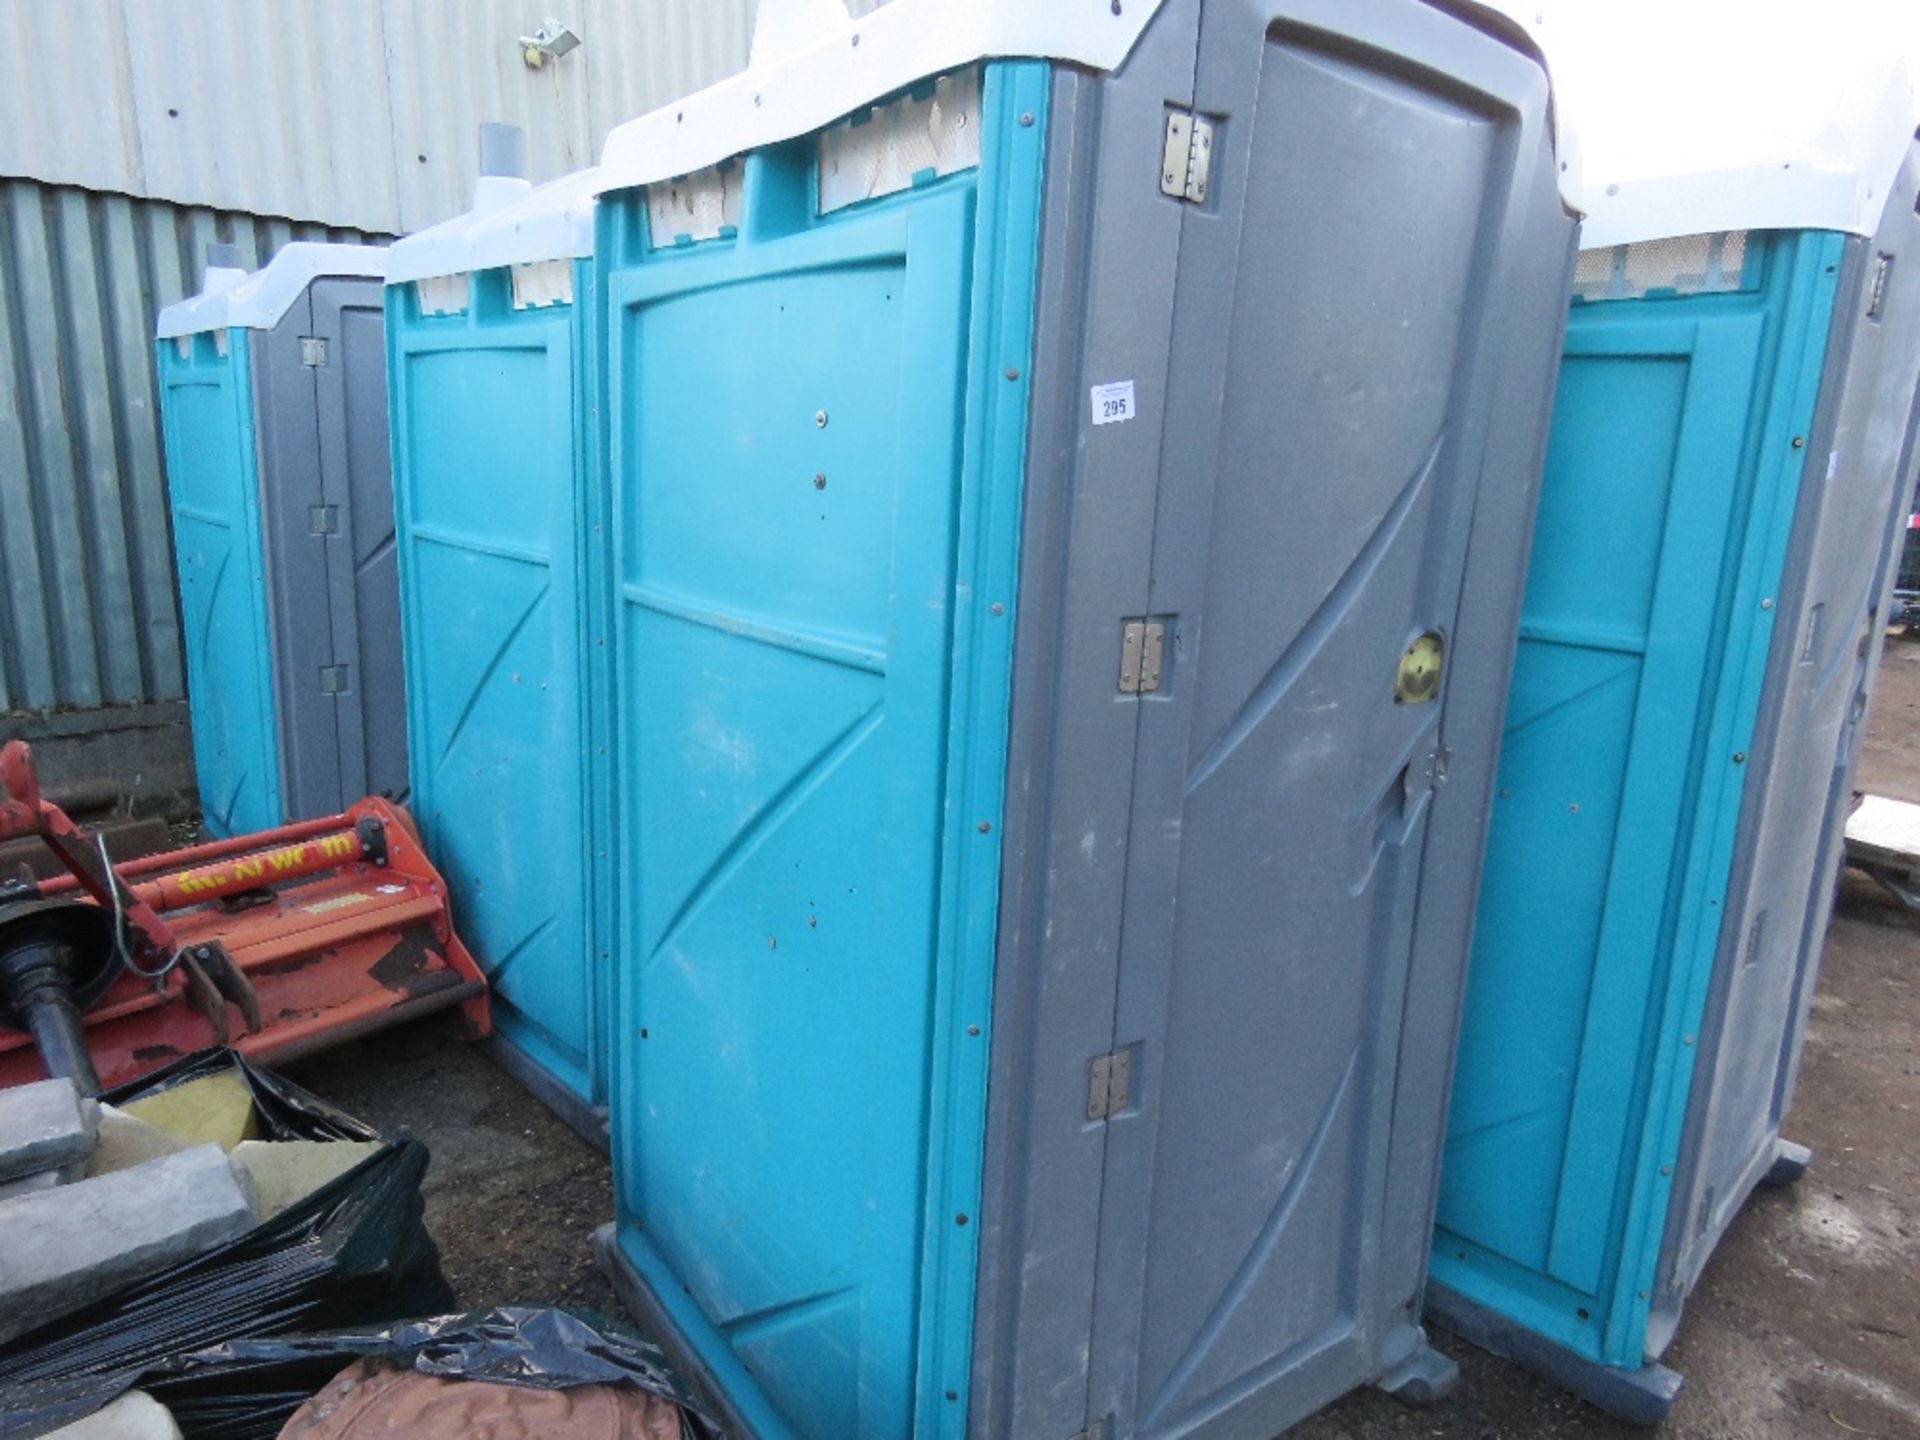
[
  {"xmin": 1790, "ymin": 435, "xmax": 1805, "ymax": 449},
  {"xmin": 1019, "ymin": 112, "xmax": 1034, "ymax": 128}
]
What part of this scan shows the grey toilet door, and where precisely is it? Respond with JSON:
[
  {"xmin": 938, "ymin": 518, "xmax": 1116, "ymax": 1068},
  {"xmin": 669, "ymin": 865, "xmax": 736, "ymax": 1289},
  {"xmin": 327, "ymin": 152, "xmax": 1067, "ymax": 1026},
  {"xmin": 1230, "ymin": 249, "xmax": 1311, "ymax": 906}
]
[
  {"xmin": 1082, "ymin": 4, "xmax": 1558, "ymax": 1436},
  {"xmin": 310, "ymin": 278, "xmax": 407, "ymax": 808}
]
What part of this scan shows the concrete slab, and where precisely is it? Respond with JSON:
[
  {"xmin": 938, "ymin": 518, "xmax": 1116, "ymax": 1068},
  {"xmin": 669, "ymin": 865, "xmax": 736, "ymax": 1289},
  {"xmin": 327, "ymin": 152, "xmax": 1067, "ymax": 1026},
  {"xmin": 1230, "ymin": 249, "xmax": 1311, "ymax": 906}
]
[
  {"xmin": 121, "ymin": 1069, "xmax": 259, "ymax": 1152},
  {"xmin": 230, "ymin": 1139, "xmax": 381, "ymax": 1219},
  {"xmin": 0, "ymin": 1167, "xmax": 65, "ymax": 1202},
  {"xmin": 0, "ymin": 1142, "xmax": 256, "ymax": 1344},
  {"xmin": 0, "ymin": 1076, "xmax": 97, "ymax": 1183},
  {"xmin": 44, "ymin": 1391, "xmax": 183, "ymax": 1440}
]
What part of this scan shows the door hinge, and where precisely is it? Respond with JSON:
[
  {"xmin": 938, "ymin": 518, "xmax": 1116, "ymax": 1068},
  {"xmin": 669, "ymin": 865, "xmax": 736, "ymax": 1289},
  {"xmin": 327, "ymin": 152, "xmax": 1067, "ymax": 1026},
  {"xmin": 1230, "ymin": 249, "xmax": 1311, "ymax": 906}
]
[
  {"xmin": 1425, "ymin": 744, "xmax": 1452, "ymax": 787},
  {"xmin": 1867, "ymin": 252, "xmax": 1892, "ymax": 320},
  {"xmin": 309, "ymin": 504, "xmax": 339, "ymax": 535},
  {"xmin": 319, "ymin": 663, "xmax": 350, "ymax": 695},
  {"xmin": 1087, "ymin": 1048, "xmax": 1133, "ymax": 1121},
  {"xmin": 299, "ymin": 336, "xmax": 329, "ymax": 366},
  {"xmin": 1159, "ymin": 110, "xmax": 1213, "ymax": 203},
  {"xmin": 1118, "ymin": 619, "xmax": 1166, "ymax": 694}
]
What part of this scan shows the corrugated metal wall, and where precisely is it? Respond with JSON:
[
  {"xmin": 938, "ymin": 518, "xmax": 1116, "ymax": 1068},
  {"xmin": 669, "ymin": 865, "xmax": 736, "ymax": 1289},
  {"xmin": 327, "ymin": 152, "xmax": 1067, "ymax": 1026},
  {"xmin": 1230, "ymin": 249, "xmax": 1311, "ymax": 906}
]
[
  {"xmin": 0, "ymin": 180, "xmax": 382, "ymax": 714},
  {"xmin": 0, "ymin": 0, "xmax": 760, "ymax": 235},
  {"xmin": 0, "ymin": 0, "xmax": 901, "ymax": 719}
]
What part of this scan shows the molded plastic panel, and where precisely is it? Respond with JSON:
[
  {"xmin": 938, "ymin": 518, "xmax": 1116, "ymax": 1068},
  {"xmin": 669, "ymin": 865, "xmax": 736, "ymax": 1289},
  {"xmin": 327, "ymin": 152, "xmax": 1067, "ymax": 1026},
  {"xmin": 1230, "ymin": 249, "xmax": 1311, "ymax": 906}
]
[
  {"xmin": 606, "ymin": 63, "xmax": 1047, "ymax": 1440},
  {"xmin": 1662, "ymin": 149, "xmax": 1920, "ymax": 1344},
  {"xmin": 1079, "ymin": 8, "xmax": 1575, "ymax": 1436},
  {"xmin": 387, "ymin": 261, "xmax": 606, "ymax": 1108},
  {"xmin": 157, "ymin": 328, "xmax": 283, "ymax": 837},
  {"xmin": 1434, "ymin": 232, "xmax": 1847, "ymax": 1368}
]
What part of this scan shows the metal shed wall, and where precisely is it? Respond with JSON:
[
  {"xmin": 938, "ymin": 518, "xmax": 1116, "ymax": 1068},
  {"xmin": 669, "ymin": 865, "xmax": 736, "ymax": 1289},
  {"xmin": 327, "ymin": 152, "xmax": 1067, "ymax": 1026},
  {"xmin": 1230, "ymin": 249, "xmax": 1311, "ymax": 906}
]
[
  {"xmin": 0, "ymin": 0, "xmax": 774, "ymax": 237},
  {"xmin": 0, "ymin": 178, "xmax": 382, "ymax": 717},
  {"xmin": 3, "ymin": 0, "xmax": 872, "ymax": 726}
]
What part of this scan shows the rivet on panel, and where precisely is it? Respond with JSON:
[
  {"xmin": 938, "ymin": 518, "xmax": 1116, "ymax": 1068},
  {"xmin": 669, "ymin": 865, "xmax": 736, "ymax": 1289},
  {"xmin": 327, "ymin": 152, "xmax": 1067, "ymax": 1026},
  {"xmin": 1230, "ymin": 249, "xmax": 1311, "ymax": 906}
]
[
  {"xmin": 967, "ymin": 1025, "xmax": 981, "ymax": 1037},
  {"xmin": 990, "ymin": 602, "xmax": 1005, "ymax": 616},
  {"xmin": 813, "ymin": 473, "xmax": 827, "ymax": 490},
  {"xmin": 807, "ymin": 914, "xmax": 817, "ymax": 928},
  {"xmin": 946, "ymin": 1390, "xmax": 959, "ymax": 1402},
  {"xmin": 1569, "ymin": 803, "xmax": 1579, "ymax": 813},
  {"xmin": 768, "ymin": 935, "xmax": 777, "ymax": 950},
  {"xmin": 1661, "ymin": 1165, "xmax": 1672, "ymax": 1176},
  {"xmin": 1733, "ymin": 752, "xmax": 1747, "ymax": 763},
  {"xmin": 1683, "ymin": 1034, "xmax": 1696, "ymax": 1046},
  {"xmin": 1760, "ymin": 598, "xmax": 1774, "ymax": 610},
  {"xmin": 1019, "ymin": 112, "xmax": 1034, "ymax": 127},
  {"xmin": 977, "ymin": 820, "xmax": 992, "ymax": 834},
  {"xmin": 1005, "ymin": 367, "xmax": 1020, "ymax": 381},
  {"xmin": 815, "ymin": 409, "xmax": 828, "ymax": 427},
  {"xmin": 1791, "ymin": 436, "xmax": 1805, "ymax": 449},
  {"xmin": 955, "ymin": 1213, "xmax": 969, "ymax": 1226}
]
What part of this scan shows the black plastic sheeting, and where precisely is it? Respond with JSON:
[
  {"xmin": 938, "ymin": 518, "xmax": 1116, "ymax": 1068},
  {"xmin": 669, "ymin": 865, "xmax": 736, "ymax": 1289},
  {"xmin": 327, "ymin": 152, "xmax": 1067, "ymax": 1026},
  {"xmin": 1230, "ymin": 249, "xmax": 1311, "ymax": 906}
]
[
  {"xmin": 0, "ymin": 1050, "xmax": 452, "ymax": 1438},
  {"xmin": 3, "ymin": 1309, "xmax": 721, "ymax": 1440}
]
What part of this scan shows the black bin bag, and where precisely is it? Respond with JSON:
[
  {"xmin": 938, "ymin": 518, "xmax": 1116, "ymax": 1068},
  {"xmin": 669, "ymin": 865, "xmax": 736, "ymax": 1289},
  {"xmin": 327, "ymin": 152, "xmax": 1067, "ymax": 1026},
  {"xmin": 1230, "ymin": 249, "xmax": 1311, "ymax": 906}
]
[{"xmin": 0, "ymin": 1049, "xmax": 453, "ymax": 1437}]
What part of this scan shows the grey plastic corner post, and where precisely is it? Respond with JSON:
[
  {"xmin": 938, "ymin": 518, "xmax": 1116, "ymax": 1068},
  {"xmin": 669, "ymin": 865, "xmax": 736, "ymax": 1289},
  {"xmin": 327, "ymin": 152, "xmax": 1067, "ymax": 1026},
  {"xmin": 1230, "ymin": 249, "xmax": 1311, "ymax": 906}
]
[{"xmin": 478, "ymin": 122, "xmax": 528, "ymax": 180}]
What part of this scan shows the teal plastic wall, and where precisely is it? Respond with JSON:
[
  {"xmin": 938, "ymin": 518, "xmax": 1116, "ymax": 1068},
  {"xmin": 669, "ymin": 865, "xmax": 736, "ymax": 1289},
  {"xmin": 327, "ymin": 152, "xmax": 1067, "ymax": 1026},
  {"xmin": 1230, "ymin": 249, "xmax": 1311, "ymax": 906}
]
[
  {"xmin": 602, "ymin": 62, "xmax": 1048, "ymax": 1439},
  {"xmin": 385, "ymin": 259, "xmax": 610, "ymax": 1110},
  {"xmin": 156, "ymin": 328, "xmax": 284, "ymax": 837},
  {"xmin": 1433, "ymin": 231, "xmax": 1845, "ymax": 1368}
]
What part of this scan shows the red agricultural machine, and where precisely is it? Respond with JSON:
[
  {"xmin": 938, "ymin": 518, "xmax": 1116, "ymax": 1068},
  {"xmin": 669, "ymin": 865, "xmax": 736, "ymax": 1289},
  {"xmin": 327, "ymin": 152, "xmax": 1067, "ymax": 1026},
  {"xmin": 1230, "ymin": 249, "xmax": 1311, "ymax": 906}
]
[{"xmin": 0, "ymin": 740, "xmax": 488, "ymax": 1095}]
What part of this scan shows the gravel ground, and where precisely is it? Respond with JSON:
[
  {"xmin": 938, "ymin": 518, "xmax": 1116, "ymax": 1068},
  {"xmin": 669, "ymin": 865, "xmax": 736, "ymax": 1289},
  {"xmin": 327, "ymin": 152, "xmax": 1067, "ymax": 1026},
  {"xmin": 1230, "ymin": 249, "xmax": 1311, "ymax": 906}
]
[{"xmin": 286, "ymin": 643, "xmax": 1920, "ymax": 1439}]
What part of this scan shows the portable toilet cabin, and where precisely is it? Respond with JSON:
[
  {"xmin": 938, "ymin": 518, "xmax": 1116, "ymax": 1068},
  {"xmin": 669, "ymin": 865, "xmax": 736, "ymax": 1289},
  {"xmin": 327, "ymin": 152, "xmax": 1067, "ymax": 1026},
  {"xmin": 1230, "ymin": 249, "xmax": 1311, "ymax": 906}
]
[
  {"xmin": 1429, "ymin": 16, "xmax": 1920, "ymax": 1419},
  {"xmin": 585, "ymin": 2, "xmax": 1576, "ymax": 1436},
  {"xmin": 157, "ymin": 241, "xmax": 405, "ymax": 837},
  {"xmin": 382, "ymin": 127, "xmax": 609, "ymax": 1132}
]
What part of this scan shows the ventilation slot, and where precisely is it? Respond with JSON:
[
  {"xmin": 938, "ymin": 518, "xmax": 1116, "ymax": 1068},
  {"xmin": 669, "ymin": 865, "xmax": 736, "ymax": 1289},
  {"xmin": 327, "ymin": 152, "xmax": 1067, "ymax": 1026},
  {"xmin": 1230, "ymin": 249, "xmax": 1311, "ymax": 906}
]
[
  {"xmin": 511, "ymin": 259, "xmax": 574, "ymax": 310},
  {"xmin": 646, "ymin": 163, "xmax": 741, "ymax": 247},
  {"xmin": 817, "ymin": 68, "xmax": 981, "ymax": 215},
  {"xmin": 416, "ymin": 274, "xmax": 468, "ymax": 317},
  {"xmin": 1573, "ymin": 232, "xmax": 1748, "ymax": 302}
]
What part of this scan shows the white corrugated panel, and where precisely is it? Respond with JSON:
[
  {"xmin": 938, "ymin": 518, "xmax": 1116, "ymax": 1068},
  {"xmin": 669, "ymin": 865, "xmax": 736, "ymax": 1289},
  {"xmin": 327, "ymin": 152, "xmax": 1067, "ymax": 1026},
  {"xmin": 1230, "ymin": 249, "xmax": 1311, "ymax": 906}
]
[{"xmin": 0, "ymin": 0, "xmax": 763, "ymax": 235}]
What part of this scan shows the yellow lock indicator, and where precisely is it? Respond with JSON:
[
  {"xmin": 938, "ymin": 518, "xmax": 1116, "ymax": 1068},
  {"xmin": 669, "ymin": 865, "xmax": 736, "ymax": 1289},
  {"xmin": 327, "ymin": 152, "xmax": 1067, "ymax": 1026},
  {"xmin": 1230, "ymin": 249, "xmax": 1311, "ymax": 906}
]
[{"xmin": 1395, "ymin": 630, "xmax": 1445, "ymax": 704}]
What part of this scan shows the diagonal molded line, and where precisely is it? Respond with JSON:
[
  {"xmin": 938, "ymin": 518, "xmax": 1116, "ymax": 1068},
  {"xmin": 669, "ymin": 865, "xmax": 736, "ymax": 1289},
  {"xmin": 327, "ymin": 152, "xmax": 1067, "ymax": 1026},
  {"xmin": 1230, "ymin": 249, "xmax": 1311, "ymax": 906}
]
[
  {"xmin": 647, "ymin": 702, "xmax": 883, "ymax": 963},
  {"xmin": 198, "ymin": 547, "xmax": 233, "ymax": 661},
  {"xmin": 1186, "ymin": 435, "xmax": 1443, "ymax": 798},
  {"xmin": 484, "ymin": 912, "xmax": 558, "ymax": 992},
  {"xmin": 215, "ymin": 771, "xmax": 246, "ymax": 833},
  {"xmin": 436, "ymin": 580, "xmax": 550, "ymax": 766},
  {"xmin": 718, "ymin": 1285, "xmax": 859, "ymax": 1344},
  {"xmin": 1499, "ymin": 653, "xmax": 1638, "ymax": 742},
  {"xmin": 1140, "ymin": 1046, "xmax": 1360, "ymax": 1429},
  {"xmin": 354, "ymin": 529, "xmax": 397, "ymax": 579}
]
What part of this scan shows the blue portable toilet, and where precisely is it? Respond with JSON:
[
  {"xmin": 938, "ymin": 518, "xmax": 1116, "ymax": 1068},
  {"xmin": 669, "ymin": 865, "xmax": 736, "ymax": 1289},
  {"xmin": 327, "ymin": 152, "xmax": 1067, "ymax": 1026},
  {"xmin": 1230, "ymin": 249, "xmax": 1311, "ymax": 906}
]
[
  {"xmin": 584, "ymin": 2, "xmax": 1576, "ymax": 1437},
  {"xmin": 382, "ymin": 127, "xmax": 609, "ymax": 1133},
  {"xmin": 157, "ymin": 241, "xmax": 404, "ymax": 837},
  {"xmin": 1430, "ymin": 14, "xmax": 1920, "ymax": 1420}
]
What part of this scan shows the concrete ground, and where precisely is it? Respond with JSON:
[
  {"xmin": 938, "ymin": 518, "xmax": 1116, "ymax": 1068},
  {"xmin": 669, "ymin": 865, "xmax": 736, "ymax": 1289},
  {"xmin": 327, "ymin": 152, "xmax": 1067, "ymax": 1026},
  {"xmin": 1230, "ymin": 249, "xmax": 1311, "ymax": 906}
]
[{"xmin": 285, "ymin": 645, "xmax": 1920, "ymax": 1439}]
